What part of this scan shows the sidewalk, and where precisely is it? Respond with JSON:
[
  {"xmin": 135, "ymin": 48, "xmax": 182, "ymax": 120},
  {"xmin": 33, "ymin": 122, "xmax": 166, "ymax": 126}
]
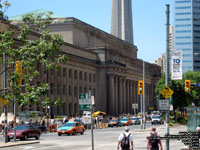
[{"xmin": 0, "ymin": 140, "xmax": 40, "ymax": 148}]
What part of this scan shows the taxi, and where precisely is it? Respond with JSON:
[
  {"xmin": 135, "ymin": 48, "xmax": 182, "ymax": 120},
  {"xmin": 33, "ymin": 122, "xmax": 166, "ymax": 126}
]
[
  {"xmin": 57, "ymin": 121, "xmax": 85, "ymax": 136},
  {"xmin": 120, "ymin": 118, "xmax": 132, "ymax": 126}
]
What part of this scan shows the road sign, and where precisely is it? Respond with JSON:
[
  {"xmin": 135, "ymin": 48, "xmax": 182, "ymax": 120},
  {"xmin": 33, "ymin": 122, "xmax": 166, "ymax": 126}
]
[
  {"xmin": 0, "ymin": 98, "xmax": 8, "ymax": 105},
  {"xmin": 79, "ymin": 93, "xmax": 91, "ymax": 111},
  {"xmin": 132, "ymin": 103, "xmax": 138, "ymax": 109},
  {"xmin": 159, "ymin": 100, "xmax": 170, "ymax": 111},
  {"xmin": 160, "ymin": 86, "xmax": 174, "ymax": 99},
  {"xmin": 196, "ymin": 83, "xmax": 200, "ymax": 87}
]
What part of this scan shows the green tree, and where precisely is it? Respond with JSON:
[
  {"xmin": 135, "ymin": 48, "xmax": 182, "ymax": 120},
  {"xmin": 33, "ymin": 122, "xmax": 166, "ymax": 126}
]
[
  {"xmin": 155, "ymin": 71, "xmax": 200, "ymax": 110},
  {"xmin": 0, "ymin": 8, "xmax": 67, "ymax": 110}
]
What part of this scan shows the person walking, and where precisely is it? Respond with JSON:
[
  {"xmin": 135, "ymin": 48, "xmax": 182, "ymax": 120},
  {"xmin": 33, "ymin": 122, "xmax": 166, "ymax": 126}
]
[
  {"xmin": 147, "ymin": 126, "xmax": 163, "ymax": 150},
  {"xmin": 117, "ymin": 126, "xmax": 134, "ymax": 150}
]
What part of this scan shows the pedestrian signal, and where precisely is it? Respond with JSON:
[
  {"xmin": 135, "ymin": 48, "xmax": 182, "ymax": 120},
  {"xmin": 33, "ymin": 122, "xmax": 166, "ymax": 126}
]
[
  {"xmin": 138, "ymin": 80, "xmax": 143, "ymax": 95},
  {"xmin": 185, "ymin": 80, "xmax": 191, "ymax": 92}
]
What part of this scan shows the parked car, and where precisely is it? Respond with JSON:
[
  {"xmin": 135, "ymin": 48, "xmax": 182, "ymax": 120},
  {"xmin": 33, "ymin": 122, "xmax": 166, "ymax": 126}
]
[
  {"xmin": 34, "ymin": 124, "xmax": 48, "ymax": 133},
  {"xmin": 57, "ymin": 121, "xmax": 85, "ymax": 136},
  {"xmin": 120, "ymin": 118, "xmax": 132, "ymax": 126},
  {"xmin": 7, "ymin": 125, "xmax": 41, "ymax": 141},
  {"xmin": 151, "ymin": 115, "xmax": 164, "ymax": 125},
  {"xmin": 108, "ymin": 119, "xmax": 122, "ymax": 127},
  {"xmin": 130, "ymin": 117, "xmax": 140, "ymax": 125}
]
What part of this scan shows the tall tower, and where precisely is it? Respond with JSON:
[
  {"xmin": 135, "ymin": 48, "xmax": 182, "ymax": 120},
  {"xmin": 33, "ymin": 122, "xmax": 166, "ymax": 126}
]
[
  {"xmin": 111, "ymin": 0, "xmax": 134, "ymax": 44},
  {"xmin": 174, "ymin": 0, "xmax": 200, "ymax": 73}
]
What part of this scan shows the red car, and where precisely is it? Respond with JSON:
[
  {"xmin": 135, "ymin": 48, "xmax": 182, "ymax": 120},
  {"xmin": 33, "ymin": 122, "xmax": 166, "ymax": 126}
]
[{"xmin": 8, "ymin": 125, "xmax": 41, "ymax": 141}]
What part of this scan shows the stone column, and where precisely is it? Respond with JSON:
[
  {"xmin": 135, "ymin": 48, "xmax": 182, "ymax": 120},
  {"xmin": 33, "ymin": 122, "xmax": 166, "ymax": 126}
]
[
  {"xmin": 119, "ymin": 77, "xmax": 123, "ymax": 114},
  {"xmin": 115, "ymin": 77, "xmax": 119, "ymax": 115},
  {"xmin": 126, "ymin": 80, "xmax": 130, "ymax": 113},
  {"xmin": 123, "ymin": 78, "xmax": 126, "ymax": 113},
  {"xmin": 130, "ymin": 81, "xmax": 133, "ymax": 113},
  {"xmin": 109, "ymin": 75, "xmax": 115, "ymax": 115}
]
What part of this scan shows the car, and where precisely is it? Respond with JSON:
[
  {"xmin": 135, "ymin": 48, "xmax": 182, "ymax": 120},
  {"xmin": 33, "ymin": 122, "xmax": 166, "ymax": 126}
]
[
  {"xmin": 130, "ymin": 117, "xmax": 140, "ymax": 125},
  {"xmin": 7, "ymin": 125, "xmax": 41, "ymax": 141},
  {"xmin": 108, "ymin": 119, "xmax": 122, "ymax": 127},
  {"xmin": 57, "ymin": 121, "xmax": 85, "ymax": 136},
  {"xmin": 151, "ymin": 115, "xmax": 164, "ymax": 125},
  {"xmin": 35, "ymin": 124, "xmax": 48, "ymax": 133},
  {"xmin": 120, "ymin": 118, "xmax": 132, "ymax": 126}
]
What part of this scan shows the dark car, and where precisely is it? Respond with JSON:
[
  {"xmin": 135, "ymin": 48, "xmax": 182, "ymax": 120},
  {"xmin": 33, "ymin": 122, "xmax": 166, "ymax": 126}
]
[
  {"xmin": 33, "ymin": 123, "xmax": 48, "ymax": 133},
  {"xmin": 108, "ymin": 119, "xmax": 122, "ymax": 127},
  {"xmin": 7, "ymin": 125, "xmax": 41, "ymax": 141}
]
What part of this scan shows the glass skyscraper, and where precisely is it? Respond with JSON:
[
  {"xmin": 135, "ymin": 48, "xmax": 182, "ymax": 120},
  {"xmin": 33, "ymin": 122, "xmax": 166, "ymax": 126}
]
[{"xmin": 174, "ymin": 0, "xmax": 200, "ymax": 73}]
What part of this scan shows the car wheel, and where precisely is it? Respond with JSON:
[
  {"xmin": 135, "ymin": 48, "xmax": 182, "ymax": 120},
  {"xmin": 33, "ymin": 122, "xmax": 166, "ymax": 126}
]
[
  {"xmin": 8, "ymin": 137, "xmax": 10, "ymax": 142},
  {"xmin": 24, "ymin": 134, "xmax": 28, "ymax": 140},
  {"xmin": 72, "ymin": 130, "xmax": 76, "ymax": 135},
  {"xmin": 81, "ymin": 129, "xmax": 84, "ymax": 135},
  {"xmin": 35, "ymin": 134, "xmax": 40, "ymax": 140},
  {"xmin": 58, "ymin": 133, "xmax": 61, "ymax": 136}
]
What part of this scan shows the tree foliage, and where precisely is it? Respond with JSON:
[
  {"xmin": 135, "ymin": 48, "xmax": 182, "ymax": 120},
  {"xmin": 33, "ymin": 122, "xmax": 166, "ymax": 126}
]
[
  {"xmin": 155, "ymin": 71, "xmax": 200, "ymax": 110},
  {"xmin": 0, "ymin": 10, "xmax": 67, "ymax": 109}
]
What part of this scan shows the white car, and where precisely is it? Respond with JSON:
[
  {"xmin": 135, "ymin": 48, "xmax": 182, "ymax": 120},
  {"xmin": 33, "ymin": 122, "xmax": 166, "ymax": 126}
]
[
  {"xmin": 151, "ymin": 115, "xmax": 164, "ymax": 125},
  {"xmin": 130, "ymin": 117, "xmax": 140, "ymax": 125}
]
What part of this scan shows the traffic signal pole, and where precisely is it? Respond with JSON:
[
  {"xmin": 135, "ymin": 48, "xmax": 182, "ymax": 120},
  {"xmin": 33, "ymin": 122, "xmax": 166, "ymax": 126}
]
[
  {"xmin": 3, "ymin": 52, "xmax": 8, "ymax": 143},
  {"xmin": 165, "ymin": 4, "xmax": 170, "ymax": 150},
  {"xmin": 143, "ymin": 60, "xmax": 146, "ymax": 129}
]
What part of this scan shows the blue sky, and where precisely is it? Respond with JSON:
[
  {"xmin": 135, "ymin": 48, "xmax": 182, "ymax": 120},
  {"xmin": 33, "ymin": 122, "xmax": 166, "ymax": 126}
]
[{"xmin": 6, "ymin": 0, "xmax": 173, "ymax": 63}]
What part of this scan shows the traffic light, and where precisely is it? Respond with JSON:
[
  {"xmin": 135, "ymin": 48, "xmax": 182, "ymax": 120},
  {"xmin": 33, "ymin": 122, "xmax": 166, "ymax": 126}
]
[
  {"xmin": 185, "ymin": 80, "xmax": 191, "ymax": 92},
  {"xmin": 16, "ymin": 60, "xmax": 22, "ymax": 84},
  {"xmin": 138, "ymin": 80, "xmax": 143, "ymax": 95},
  {"xmin": 42, "ymin": 107, "xmax": 46, "ymax": 113}
]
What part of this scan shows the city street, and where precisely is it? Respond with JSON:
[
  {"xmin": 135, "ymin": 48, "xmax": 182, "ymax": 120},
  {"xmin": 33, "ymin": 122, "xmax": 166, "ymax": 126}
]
[{"xmin": 0, "ymin": 123, "xmax": 187, "ymax": 150}]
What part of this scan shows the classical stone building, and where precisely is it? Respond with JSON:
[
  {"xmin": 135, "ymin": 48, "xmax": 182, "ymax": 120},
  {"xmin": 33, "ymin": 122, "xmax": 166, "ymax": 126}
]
[{"xmin": 1, "ymin": 17, "xmax": 161, "ymax": 116}]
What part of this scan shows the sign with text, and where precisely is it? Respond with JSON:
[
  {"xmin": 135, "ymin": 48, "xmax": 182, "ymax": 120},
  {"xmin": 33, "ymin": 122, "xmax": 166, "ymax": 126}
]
[
  {"xmin": 171, "ymin": 50, "xmax": 182, "ymax": 80},
  {"xmin": 132, "ymin": 103, "xmax": 138, "ymax": 109},
  {"xmin": 79, "ymin": 93, "xmax": 91, "ymax": 111},
  {"xmin": 161, "ymin": 86, "xmax": 174, "ymax": 99},
  {"xmin": 159, "ymin": 100, "xmax": 170, "ymax": 110}
]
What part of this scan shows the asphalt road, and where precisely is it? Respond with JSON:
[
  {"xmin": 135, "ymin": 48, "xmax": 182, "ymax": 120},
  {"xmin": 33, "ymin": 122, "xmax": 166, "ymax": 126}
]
[{"xmin": 0, "ymin": 123, "xmax": 187, "ymax": 150}]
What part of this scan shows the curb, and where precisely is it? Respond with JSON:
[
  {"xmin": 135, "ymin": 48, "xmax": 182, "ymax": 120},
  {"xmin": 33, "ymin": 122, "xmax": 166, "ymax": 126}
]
[{"xmin": 0, "ymin": 140, "xmax": 40, "ymax": 148}]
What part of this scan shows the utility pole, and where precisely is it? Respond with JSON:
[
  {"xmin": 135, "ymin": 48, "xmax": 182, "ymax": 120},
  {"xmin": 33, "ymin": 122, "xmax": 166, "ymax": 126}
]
[
  {"xmin": 143, "ymin": 60, "xmax": 146, "ymax": 129},
  {"xmin": 140, "ymin": 95, "xmax": 143, "ymax": 129},
  {"xmin": 165, "ymin": 4, "xmax": 170, "ymax": 150},
  {"xmin": 89, "ymin": 90, "xmax": 94, "ymax": 150},
  {"xmin": 3, "ymin": 52, "xmax": 8, "ymax": 143}
]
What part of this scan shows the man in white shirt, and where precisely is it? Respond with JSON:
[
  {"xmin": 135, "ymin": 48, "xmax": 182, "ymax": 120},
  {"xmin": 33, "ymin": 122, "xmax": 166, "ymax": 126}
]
[{"xmin": 117, "ymin": 126, "xmax": 134, "ymax": 150}]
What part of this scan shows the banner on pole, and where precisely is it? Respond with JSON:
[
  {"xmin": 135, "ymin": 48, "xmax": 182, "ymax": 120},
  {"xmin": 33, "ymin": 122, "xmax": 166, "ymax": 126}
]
[{"xmin": 171, "ymin": 50, "xmax": 182, "ymax": 80}]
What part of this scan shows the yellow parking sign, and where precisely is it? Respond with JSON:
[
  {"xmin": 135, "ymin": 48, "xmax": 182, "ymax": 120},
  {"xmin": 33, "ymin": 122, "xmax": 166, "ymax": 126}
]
[{"xmin": 0, "ymin": 98, "xmax": 8, "ymax": 105}]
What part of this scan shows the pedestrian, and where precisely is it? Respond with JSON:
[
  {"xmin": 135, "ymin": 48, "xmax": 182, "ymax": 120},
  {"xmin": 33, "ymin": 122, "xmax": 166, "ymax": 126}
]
[
  {"xmin": 147, "ymin": 126, "xmax": 163, "ymax": 150},
  {"xmin": 117, "ymin": 126, "xmax": 134, "ymax": 150}
]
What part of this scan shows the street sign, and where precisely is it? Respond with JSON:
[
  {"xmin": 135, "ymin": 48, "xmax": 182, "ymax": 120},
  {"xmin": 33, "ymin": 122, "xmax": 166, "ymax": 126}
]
[
  {"xmin": 79, "ymin": 93, "xmax": 91, "ymax": 111},
  {"xmin": 196, "ymin": 83, "xmax": 200, "ymax": 87},
  {"xmin": 132, "ymin": 103, "xmax": 138, "ymax": 109},
  {"xmin": 159, "ymin": 100, "xmax": 170, "ymax": 111},
  {"xmin": 0, "ymin": 98, "xmax": 8, "ymax": 105},
  {"xmin": 160, "ymin": 86, "xmax": 174, "ymax": 99}
]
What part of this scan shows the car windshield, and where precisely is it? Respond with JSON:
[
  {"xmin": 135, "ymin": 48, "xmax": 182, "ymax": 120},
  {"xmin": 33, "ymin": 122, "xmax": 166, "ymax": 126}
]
[
  {"xmin": 15, "ymin": 125, "xmax": 28, "ymax": 130},
  {"xmin": 110, "ymin": 120, "xmax": 117, "ymax": 122},
  {"xmin": 121, "ymin": 119, "xmax": 128, "ymax": 121},
  {"xmin": 131, "ymin": 118, "xmax": 137, "ymax": 120},
  {"xmin": 153, "ymin": 116, "xmax": 160, "ymax": 119},
  {"xmin": 63, "ymin": 122, "xmax": 75, "ymax": 127}
]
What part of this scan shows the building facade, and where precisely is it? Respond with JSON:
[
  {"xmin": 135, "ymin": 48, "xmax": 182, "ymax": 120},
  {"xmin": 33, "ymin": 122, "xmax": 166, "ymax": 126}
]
[
  {"xmin": 174, "ymin": 0, "xmax": 200, "ymax": 73},
  {"xmin": 1, "ymin": 17, "xmax": 161, "ymax": 117}
]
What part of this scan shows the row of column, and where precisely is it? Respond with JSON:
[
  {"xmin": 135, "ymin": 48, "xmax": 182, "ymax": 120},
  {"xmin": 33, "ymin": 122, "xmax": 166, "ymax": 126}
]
[{"xmin": 109, "ymin": 75, "xmax": 151, "ymax": 116}]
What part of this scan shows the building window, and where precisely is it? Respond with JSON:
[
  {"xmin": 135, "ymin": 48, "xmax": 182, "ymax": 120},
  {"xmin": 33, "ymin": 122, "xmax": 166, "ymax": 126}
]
[
  {"xmin": 89, "ymin": 73, "xmax": 92, "ymax": 82},
  {"xmin": 74, "ymin": 103, "xmax": 77, "ymax": 115},
  {"xmin": 63, "ymin": 104, "xmax": 66, "ymax": 115},
  {"xmin": 79, "ymin": 71, "xmax": 82, "ymax": 80},
  {"xmin": 84, "ymin": 87, "xmax": 87, "ymax": 93},
  {"xmin": 57, "ymin": 69, "xmax": 61, "ymax": 76},
  {"xmin": 63, "ymin": 68, "xmax": 66, "ymax": 77},
  {"xmin": 57, "ymin": 84, "xmax": 60, "ymax": 95},
  {"xmin": 74, "ymin": 70, "xmax": 77, "ymax": 80},
  {"xmin": 50, "ymin": 83, "xmax": 54, "ymax": 94},
  {"xmin": 93, "ymin": 74, "xmax": 96, "ymax": 82},
  {"xmin": 69, "ymin": 69, "xmax": 72, "ymax": 78},
  {"xmin": 74, "ymin": 86, "xmax": 77, "ymax": 96},
  {"xmin": 84, "ymin": 72, "xmax": 87, "ymax": 81},
  {"xmin": 51, "ymin": 69, "xmax": 54, "ymax": 76},
  {"xmin": 63, "ymin": 85, "xmax": 66, "ymax": 95},
  {"xmin": 37, "ymin": 104, "xmax": 40, "ymax": 111},
  {"xmin": 69, "ymin": 85, "xmax": 72, "ymax": 96},
  {"xmin": 79, "ymin": 87, "xmax": 82, "ymax": 93},
  {"xmin": 57, "ymin": 106, "xmax": 60, "ymax": 115},
  {"xmin": 93, "ymin": 88, "xmax": 96, "ymax": 97}
]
